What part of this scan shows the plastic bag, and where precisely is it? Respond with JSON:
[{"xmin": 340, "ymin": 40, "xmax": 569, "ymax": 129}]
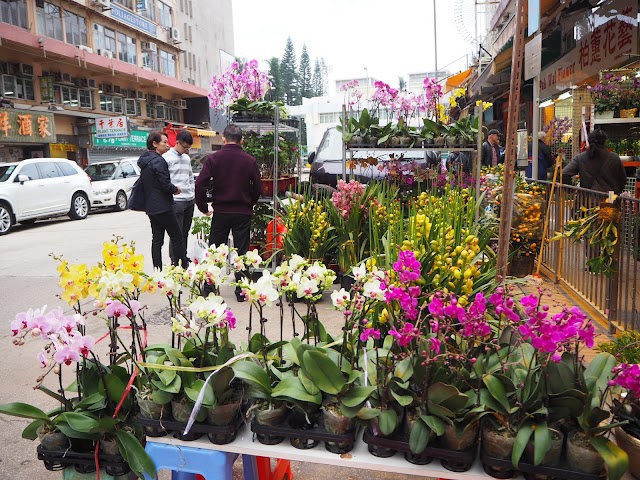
[{"xmin": 187, "ymin": 237, "xmax": 209, "ymax": 263}]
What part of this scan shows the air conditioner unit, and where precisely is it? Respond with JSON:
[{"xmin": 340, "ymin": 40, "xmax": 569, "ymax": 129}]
[
  {"xmin": 173, "ymin": 99, "xmax": 187, "ymax": 109},
  {"xmin": 19, "ymin": 64, "xmax": 34, "ymax": 76},
  {"xmin": 76, "ymin": 45, "xmax": 93, "ymax": 54},
  {"xmin": 98, "ymin": 49, "xmax": 113, "ymax": 59},
  {"xmin": 112, "ymin": 85, "xmax": 122, "ymax": 95},
  {"xmin": 61, "ymin": 73, "xmax": 72, "ymax": 83},
  {"xmin": 170, "ymin": 27, "xmax": 180, "ymax": 43},
  {"xmin": 92, "ymin": 0, "xmax": 110, "ymax": 9},
  {"xmin": 87, "ymin": 79, "xmax": 97, "ymax": 89}
]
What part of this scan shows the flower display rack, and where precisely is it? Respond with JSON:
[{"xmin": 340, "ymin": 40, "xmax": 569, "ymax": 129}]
[
  {"xmin": 136, "ymin": 412, "xmax": 243, "ymax": 445},
  {"xmin": 251, "ymin": 417, "xmax": 357, "ymax": 454},
  {"xmin": 362, "ymin": 427, "xmax": 476, "ymax": 471},
  {"xmin": 36, "ymin": 444, "xmax": 130, "ymax": 476},
  {"xmin": 480, "ymin": 449, "xmax": 606, "ymax": 480}
]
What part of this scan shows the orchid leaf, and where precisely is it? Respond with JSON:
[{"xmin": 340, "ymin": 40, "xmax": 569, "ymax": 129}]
[
  {"xmin": 512, "ymin": 423, "xmax": 533, "ymax": 468},
  {"xmin": 151, "ymin": 375, "xmax": 181, "ymax": 394},
  {"xmin": 356, "ymin": 407, "xmax": 380, "ymax": 420},
  {"xmin": 390, "ymin": 389, "xmax": 414, "ymax": 407},
  {"xmin": 301, "ymin": 350, "xmax": 344, "ymax": 396},
  {"xmin": 115, "ymin": 429, "xmax": 157, "ymax": 479},
  {"xmin": 483, "ymin": 374, "xmax": 511, "ymax": 413},
  {"xmin": 271, "ymin": 376, "xmax": 322, "ymax": 404},
  {"xmin": 298, "ymin": 369, "xmax": 319, "ymax": 396},
  {"xmin": 342, "ymin": 386, "xmax": 376, "ymax": 408},
  {"xmin": 22, "ymin": 419, "xmax": 45, "ymax": 440},
  {"xmin": 533, "ymin": 422, "xmax": 551, "ymax": 466},
  {"xmin": 151, "ymin": 388, "xmax": 173, "ymax": 405},
  {"xmin": 232, "ymin": 360, "xmax": 272, "ymax": 395},
  {"xmin": 184, "ymin": 379, "xmax": 214, "ymax": 406},
  {"xmin": 55, "ymin": 412, "xmax": 100, "ymax": 434},
  {"xmin": 0, "ymin": 402, "xmax": 50, "ymax": 422},
  {"xmin": 409, "ymin": 419, "xmax": 429, "ymax": 454},
  {"xmin": 394, "ymin": 357, "xmax": 413, "ymax": 381},
  {"xmin": 583, "ymin": 352, "xmax": 616, "ymax": 394},
  {"xmin": 378, "ymin": 408, "xmax": 398, "ymax": 436},
  {"xmin": 591, "ymin": 436, "xmax": 629, "ymax": 480},
  {"xmin": 420, "ymin": 415, "xmax": 445, "ymax": 436}
]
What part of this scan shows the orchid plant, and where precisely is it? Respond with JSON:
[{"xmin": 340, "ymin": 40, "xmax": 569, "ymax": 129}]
[{"xmin": 208, "ymin": 59, "xmax": 272, "ymax": 111}]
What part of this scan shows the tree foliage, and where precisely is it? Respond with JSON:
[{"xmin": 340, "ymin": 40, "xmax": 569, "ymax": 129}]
[
  {"xmin": 312, "ymin": 58, "xmax": 324, "ymax": 97},
  {"xmin": 299, "ymin": 45, "xmax": 313, "ymax": 101},
  {"xmin": 281, "ymin": 37, "xmax": 299, "ymax": 105},
  {"xmin": 267, "ymin": 57, "xmax": 284, "ymax": 102}
]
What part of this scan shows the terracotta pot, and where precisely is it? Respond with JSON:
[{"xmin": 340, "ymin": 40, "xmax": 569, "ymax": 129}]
[
  {"xmin": 566, "ymin": 431, "xmax": 604, "ymax": 475},
  {"xmin": 615, "ymin": 426, "xmax": 640, "ymax": 479}
]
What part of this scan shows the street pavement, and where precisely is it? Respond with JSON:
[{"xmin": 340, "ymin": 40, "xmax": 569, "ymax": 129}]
[{"xmin": 0, "ymin": 209, "xmax": 611, "ymax": 479}]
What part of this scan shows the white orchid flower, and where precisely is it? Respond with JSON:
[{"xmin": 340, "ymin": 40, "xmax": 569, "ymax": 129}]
[{"xmin": 331, "ymin": 288, "xmax": 351, "ymax": 310}]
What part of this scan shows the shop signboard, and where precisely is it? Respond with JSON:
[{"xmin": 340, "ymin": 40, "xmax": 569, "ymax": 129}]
[
  {"xmin": 109, "ymin": 3, "xmax": 157, "ymax": 36},
  {"xmin": 95, "ymin": 115, "xmax": 128, "ymax": 139},
  {"xmin": 539, "ymin": 0, "xmax": 638, "ymax": 99},
  {"xmin": 39, "ymin": 76, "xmax": 54, "ymax": 103},
  {"xmin": 92, "ymin": 129, "xmax": 148, "ymax": 148},
  {"xmin": 0, "ymin": 107, "xmax": 56, "ymax": 143}
]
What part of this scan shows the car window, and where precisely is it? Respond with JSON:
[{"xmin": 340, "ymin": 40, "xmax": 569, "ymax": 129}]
[
  {"xmin": 57, "ymin": 162, "xmax": 78, "ymax": 176},
  {"xmin": 0, "ymin": 165, "xmax": 16, "ymax": 182},
  {"xmin": 15, "ymin": 163, "xmax": 40, "ymax": 181},
  {"xmin": 85, "ymin": 163, "xmax": 116, "ymax": 181},
  {"xmin": 316, "ymin": 129, "xmax": 343, "ymax": 162},
  {"xmin": 38, "ymin": 162, "xmax": 61, "ymax": 179},
  {"xmin": 121, "ymin": 162, "xmax": 137, "ymax": 177}
]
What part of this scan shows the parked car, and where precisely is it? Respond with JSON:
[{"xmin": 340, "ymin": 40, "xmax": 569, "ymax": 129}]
[
  {"xmin": 309, "ymin": 127, "xmax": 438, "ymax": 187},
  {"xmin": 0, "ymin": 158, "xmax": 93, "ymax": 235},
  {"xmin": 84, "ymin": 157, "xmax": 140, "ymax": 211}
]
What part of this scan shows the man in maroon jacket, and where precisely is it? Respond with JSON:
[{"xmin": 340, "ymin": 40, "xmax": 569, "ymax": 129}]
[{"xmin": 195, "ymin": 124, "xmax": 262, "ymax": 301}]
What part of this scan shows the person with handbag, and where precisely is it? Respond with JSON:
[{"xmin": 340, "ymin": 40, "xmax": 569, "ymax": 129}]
[{"xmin": 138, "ymin": 131, "xmax": 189, "ymax": 270}]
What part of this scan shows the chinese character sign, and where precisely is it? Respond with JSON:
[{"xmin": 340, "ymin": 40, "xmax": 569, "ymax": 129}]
[
  {"xmin": 95, "ymin": 115, "xmax": 129, "ymax": 139},
  {"xmin": 0, "ymin": 108, "xmax": 56, "ymax": 143},
  {"xmin": 540, "ymin": 0, "xmax": 637, "ymax": 99}
]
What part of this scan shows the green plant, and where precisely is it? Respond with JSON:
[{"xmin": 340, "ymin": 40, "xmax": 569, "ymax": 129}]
[
  {"xmin": 336, "ymin": 108, "xmax": 380, "ymax": 143},
  {"xmin": 599, "ymin": 331, "xmax": 640, "ymax": 364},
  {"xmin": 191, "ymin": 215, "xmax": 212, "ymax": 241},
  {"xmin": 251, "ymin": 202, "xmax": 273, "ymax": 245}
]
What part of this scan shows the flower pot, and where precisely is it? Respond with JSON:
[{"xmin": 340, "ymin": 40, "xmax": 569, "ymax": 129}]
[
  {"xmin": 99, "ymin": 437, "xmax": 121, "ymax": 456},
  {"xmin": 255, "ymin": 403, "xmax": 289, "ymax": 445},
  {"xmin": 594, "ymin": 110, "xmax": 614, "ymax": 119},
  {"xmin": 566, "ymin": 431, "xmax": 604, "ymax": 475},
  {"xmin": 619, "ymin": 108, "xmax": 638, "ymax": 118},
  {"xmin": 403, "ymin": 407, "xmax": 434, "ymax": 465},
  {"xmin": 137, "ymin": 396, "xmax": 171, "ymax": 420},
  {"xmin": 260, "ymin": 178, "xmax": 276, "ymax": 197},
  {"xmin": 206, "ymin": 396, "xmax": 242, "ymax": 427},
  {"xmin": 615, "ymin": 426, "xmax": 640, "ymax": 479},
  {"xmin": 440, "ymin": 422, "xmax": 479, "ymax": 471},
  {"xmin": 340, "ymin": 274, "xmax": 356, "ymax": 291},
  {"xmin": 481, "ymin": 424, "xmax": 517, "ymax": 478},
  {"xmin": 522, "ymin": 428, "xmax": 563, "ymax": 480},
  {"xmin": 171, "ymin": 397, "xmax": 206, "ymax": 424},
  {"xmin": 323, "ymin": 402, "xmax": 356, "ymax": 454},
  {"xmin": 508, "ymin": 255, "xmax": 535, "ymax": 277},
  {"xmin": 37, "ymin": 426, "xmax": 70, "ymax": 451},
  {"xmin": 288, "ymin": 409, "xmax": 319, "ymax": 450},
  {"xmin": 434, "ymin": 136, "xmax": 446, "ymax": 147}
]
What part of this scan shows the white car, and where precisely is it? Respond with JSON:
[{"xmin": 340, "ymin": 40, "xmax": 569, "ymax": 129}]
[
  {"xmin": 0, "ymin": 158, "xmax": 93, "ymax": 235},
  {"xmin": 85, "ymin": 157, "xmax": 140, "ymax": 211}
]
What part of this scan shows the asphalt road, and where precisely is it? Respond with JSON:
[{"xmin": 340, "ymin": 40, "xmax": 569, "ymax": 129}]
[{"xmin": 0, "ymin": 209, "xmax": 410, "ymax": 480}]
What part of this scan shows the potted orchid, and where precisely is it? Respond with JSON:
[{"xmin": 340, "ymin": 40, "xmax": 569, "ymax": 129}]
[{"xmin": 208, "ymin": 59, "xmax": 272, "ymax": 114}]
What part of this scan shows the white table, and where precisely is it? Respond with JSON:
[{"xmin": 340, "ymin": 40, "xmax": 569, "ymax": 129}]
[{"xmin": 148, "ymin": 424, "xmax": 490, "ymax": 480}]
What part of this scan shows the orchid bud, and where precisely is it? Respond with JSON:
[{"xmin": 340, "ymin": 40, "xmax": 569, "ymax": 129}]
[
  {"xmin": 53, "ymin": 365, "xmax": 60, "ymax": 375},
  {"xmin": 31, "ymin": 327, "xmax": 41, "ymax": 337},
  {"xmin": 18, "ymin": 339, "xmax": 25, "ymax": 346}
]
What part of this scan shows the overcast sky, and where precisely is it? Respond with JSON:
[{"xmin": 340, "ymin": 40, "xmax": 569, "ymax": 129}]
[{"xmin": 231, "ymin": 0, "xmax": 483, "ymax": 93}]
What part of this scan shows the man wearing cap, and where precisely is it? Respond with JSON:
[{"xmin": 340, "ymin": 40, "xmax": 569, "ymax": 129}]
[{"xmin": 482, "ymin": 129, "xmax": 503, "ymax": 167}]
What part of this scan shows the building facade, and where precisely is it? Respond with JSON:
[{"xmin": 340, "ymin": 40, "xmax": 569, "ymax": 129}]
[{"xmin": 0, "ymin": 0, "xmax": 233, "ymax": 164}]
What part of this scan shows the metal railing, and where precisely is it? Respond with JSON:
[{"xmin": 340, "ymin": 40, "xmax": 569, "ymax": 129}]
[{"xmin": 537, "ymin": 181, "xmax": 640, "ymax": 332}]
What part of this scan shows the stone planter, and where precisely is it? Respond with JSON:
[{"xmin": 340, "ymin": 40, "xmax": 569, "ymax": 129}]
[
  {"xmin": 614, "ymin": 426, "xmax": 640, "ymax": 479},
  {"xmin": 594, "ymin": 110, "xmax": 614, "ymax": 119},
  {"xmin": 566, "ymin": 430, "xmax": 604, "ymax": 475}
]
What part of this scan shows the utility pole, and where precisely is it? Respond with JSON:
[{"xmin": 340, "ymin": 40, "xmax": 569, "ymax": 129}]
[
  {"xmin": 496, "ymin": 0, "xmax": 527, "ymax": 281},
  {"xmin": 433, "ymin": 0, "xmax": 438, "ymax": 73}
]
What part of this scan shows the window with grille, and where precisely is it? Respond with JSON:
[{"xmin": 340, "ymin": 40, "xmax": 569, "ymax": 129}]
[
  {"xmin": 37, "ymin": 2, "xmax": 63, "ymax": 41},
  {"xmin": 117, "ymin": 32, "xmax": 136, "ymax": 65},
  {"xmin": 0, "ymin": 0, "xmax": 27, "ymax": 28},
  {"xmin": 64, "ymin": 10, "xmax": 87, "ymax": 46}
]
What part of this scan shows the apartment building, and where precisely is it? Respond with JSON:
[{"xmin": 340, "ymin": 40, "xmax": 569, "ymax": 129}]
[{"xmin": 0, "ymin": 0, "xmax": 233, "ymax": 163}]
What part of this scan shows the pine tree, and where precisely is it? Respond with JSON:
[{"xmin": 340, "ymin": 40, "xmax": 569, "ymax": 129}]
[
  {"xmin": 298, "ymin": 45, "xmax": 312, "ymax": 101},
  {"xmin": 312, "ymin": 58, "xmax": 323, "ymax": 97},
  {"xmin": 320, "ymin": 57, "xmax": 328, "ymax": 97},
  {"xmin": 280, "ymin": 37, "xmax": 299, "ymax": 106},
  {"xmin": 267, "ymin": 57, "xmax": 284, "ymax": 102}
]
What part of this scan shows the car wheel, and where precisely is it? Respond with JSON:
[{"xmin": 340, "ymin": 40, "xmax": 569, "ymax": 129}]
[
  {"xmin": 69, "ymin": 192, "xmax": 89, "ymax": 220},
  {"xmin": 0, "ymin": 203, "xmax": 14, "ymax": 235},
  {"xmin": 114, "ymin": 191, "xmax": 128, "ymax": 212}
]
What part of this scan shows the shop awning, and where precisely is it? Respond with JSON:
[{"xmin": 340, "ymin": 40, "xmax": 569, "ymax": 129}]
[
  {"xmin": 444, "ymin": 68, "xmax": 474, "ymax": 93},
  {"xmin": 188, "ymin": 128, "xmax": 217, "ymax": 137}
]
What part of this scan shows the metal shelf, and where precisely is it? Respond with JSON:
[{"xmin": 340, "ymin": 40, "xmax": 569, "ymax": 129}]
[
  {"xmin": 346, "ymin": 147, "xmax": 476, "ymax": 152},
  {"xmin": 592, "ymin": 117, "xmax": 640, "ymax": 125}
]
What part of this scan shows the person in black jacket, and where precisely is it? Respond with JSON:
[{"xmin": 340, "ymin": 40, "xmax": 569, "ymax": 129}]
[
  {"xmin": 481, "ymin": 129, "xmax": 503, "ymax": 167},
  {"xmin": 195, "ymin": 124, "xmax": 262, "ymax": 301},
  {"xmin": 562, "ymin": 129, "xmax": 626, "ymax": 194},
  {"xmin": 138, "ymin": 131, "xmax": 188, "ymax": 270}
]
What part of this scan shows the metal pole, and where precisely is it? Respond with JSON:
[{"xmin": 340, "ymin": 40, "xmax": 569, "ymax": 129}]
[
  {"xmin": 475, "ymin": 104, "xmax": 483, "ymax": 223},
  {"xmin": 272, "ymin": 107, "xmax": 279, "ymax": 270},
  {"xmin": 532, "ymin": 76, "xmax": 540, "ymax": 179},
  {"xmin": 341, "ymin": 104, "xmax": 347, "ymax": 181}
]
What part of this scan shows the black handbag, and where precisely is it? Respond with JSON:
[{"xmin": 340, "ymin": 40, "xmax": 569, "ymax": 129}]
[{"xmin": 127, "ymin": 178, "xmax": 145, "ymax": 211}]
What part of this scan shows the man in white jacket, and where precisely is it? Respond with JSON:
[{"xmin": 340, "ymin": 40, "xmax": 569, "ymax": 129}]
[{"xmin": 164, "ymin": 129, "xmax": 195, "ymax": 261}]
